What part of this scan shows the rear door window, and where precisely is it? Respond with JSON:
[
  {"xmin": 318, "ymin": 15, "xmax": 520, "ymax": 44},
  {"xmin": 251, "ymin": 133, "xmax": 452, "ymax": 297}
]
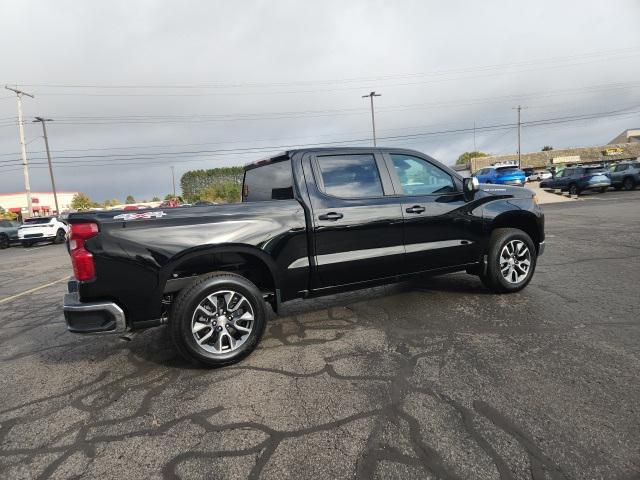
[{"xmin": 315, "ymin": 154, "xmax": 384, "ymax": 198}]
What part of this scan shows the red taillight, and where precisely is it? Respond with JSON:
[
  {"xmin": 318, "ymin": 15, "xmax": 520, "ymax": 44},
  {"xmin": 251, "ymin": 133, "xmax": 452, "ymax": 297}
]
[{"xmin": 69, "ymin": 222, "xmax": 99, "ymax": 281}]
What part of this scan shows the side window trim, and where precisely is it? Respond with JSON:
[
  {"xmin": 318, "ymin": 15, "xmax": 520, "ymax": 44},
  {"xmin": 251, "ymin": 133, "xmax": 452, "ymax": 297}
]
[
  {"xmin": 310, "ymin": 152, "xmax": 395, "ymax": 199},
  {"xmin": 382, "ymin": 152, "xmax": 459, "ymax": 197}
]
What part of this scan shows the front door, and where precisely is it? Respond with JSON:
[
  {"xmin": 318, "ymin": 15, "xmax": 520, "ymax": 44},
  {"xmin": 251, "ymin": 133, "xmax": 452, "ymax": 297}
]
[
  {"xmin": 383, "ymin": 152, "xmax": 483, "ymax": 273},
  {"xmin": 305, "ymin": 151, "xmax": 405, "ymax": 289}
]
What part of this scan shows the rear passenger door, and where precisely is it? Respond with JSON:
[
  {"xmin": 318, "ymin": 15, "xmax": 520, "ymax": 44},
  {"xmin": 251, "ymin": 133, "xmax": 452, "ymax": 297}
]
[{"xmin": 304, "ymin": 151, "xmax": 405, "ymax": 288}]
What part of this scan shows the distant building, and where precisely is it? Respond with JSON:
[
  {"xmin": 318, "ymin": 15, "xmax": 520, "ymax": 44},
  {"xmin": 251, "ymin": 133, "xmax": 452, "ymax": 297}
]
[
  {"xmin": 0, "ymin": 191, "xmax": 78, "ymax": 217},
  {"xmin": 608, "ymin": 129, "xmax": 640, "ymax": 144},
  {"xmin": 470, "ymin": 140, "xmax": 640, "ymax": 173}
]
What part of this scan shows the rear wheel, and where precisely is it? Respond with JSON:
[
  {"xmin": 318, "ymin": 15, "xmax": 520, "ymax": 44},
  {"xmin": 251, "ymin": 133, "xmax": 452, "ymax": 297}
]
[
  {"xmin": 568, "ymin": 184, "xmax": 579, "ymax": 196},
  {"xmin": 598, "ymin": 187, "xmax": 607, "ymax": 193},
  {"xmin": 53, "ymin": 228, "xmax": 66, "ymax": 244},
  {"xmin": 0, "ymin": 234, "xmax": 8, "ymax": 249},
  {"xmin": 479, "ymin": 228, "xmax": 537, "ymax": 293},
  {"xmin": 623, "ymin": 177, "xmax": 635, "ymax": 191},
  {"xmin": 170, "ymin": 272, "xmax": 267, "ymax": 367},
  {"xmin": 22, "ymin": 241, "xmax": 32, "ymax": 248}
]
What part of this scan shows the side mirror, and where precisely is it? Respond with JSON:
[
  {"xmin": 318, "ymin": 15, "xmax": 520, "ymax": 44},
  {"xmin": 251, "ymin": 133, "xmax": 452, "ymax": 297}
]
[{"xmin": 463, "ymin": 177, "xmax": 479, "ymax": 201}]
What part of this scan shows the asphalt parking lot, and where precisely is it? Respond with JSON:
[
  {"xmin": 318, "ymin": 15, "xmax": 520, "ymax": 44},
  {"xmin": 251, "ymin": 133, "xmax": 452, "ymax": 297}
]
[{"xmin": 1, "ymin": 190, "xmax": 639, "ymax": 480}]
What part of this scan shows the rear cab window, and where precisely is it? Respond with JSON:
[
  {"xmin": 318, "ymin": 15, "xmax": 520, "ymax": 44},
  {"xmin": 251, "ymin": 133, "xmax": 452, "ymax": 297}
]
[{"xmin": 242, "ymin": 157, "xmax": 294, "ymax": 202}]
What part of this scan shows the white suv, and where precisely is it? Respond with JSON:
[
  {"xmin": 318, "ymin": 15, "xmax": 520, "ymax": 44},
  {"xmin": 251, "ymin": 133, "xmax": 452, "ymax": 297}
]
[{"xmin": 18, "ymin": 216, "xmax": 69, "ymax": 248}]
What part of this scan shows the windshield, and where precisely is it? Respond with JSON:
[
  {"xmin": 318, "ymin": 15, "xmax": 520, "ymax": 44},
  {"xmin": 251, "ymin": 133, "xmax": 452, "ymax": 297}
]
[{"xmin": 24, "ymin": 217, "xmax": 53, "ymax": 224}]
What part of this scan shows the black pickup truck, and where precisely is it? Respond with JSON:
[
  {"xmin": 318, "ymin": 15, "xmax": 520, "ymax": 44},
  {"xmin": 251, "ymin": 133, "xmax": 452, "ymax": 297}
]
[{"xmin": 63, "ymin": 148, "xmax": 545, "ymax": 366}]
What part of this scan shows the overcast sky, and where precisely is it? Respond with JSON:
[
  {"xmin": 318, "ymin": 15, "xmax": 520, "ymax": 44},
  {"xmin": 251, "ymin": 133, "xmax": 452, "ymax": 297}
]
[{"xmin": 1, "ymin": 0, "xmax": 639, "ymax": 202}]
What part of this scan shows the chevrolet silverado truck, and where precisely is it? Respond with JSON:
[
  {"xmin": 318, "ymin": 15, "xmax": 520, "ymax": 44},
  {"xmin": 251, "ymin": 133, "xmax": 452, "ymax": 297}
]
[{"xmin": 63, "ymin": 148, "xmax": 545, "ymax": 367}]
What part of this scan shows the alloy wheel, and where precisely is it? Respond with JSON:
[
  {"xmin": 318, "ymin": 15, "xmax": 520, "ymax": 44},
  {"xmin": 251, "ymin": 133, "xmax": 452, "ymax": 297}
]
[
  {"xmin": 499, "ymin": 240, "xmax": 531, "ymax": 284},
  {"xmin": 191, "ymin": 289, "xmax": 255, "ymax": 354}
]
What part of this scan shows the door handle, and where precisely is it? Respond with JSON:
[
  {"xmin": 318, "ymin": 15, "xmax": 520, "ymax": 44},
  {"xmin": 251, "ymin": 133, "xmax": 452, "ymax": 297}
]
[
  {"xmin": 318, "ymin": 212, "xmax": 343, "ymax": 221},
  {"xmin": 405, "ymin": 205, "xmax": 426, "ymax": 214}
]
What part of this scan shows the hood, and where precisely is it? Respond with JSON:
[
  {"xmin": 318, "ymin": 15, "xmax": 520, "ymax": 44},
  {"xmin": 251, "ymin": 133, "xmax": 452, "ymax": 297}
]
[{"xmin": 479, "ymin": 184, "xmax": 535, "ymax": 199}]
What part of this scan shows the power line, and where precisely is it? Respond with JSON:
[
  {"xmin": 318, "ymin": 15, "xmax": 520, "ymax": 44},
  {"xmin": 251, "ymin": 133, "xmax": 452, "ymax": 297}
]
[{"xmin": 1, "ymin": 105, "xmax": 638, "ymax": 173}]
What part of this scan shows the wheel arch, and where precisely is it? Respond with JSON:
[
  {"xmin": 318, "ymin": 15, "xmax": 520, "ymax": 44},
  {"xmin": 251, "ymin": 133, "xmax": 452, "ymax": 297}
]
[
  {"xmin": 489, "ymin": 211, "xmax": 542, "ymax": 249},
  {"xmin": 160, "ymin": 244, "xmax": 280, "ymax": 309}
]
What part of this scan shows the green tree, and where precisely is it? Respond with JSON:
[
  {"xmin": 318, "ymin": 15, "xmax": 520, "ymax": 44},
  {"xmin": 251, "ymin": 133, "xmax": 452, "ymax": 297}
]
[
  {"xmin": 151, "ymin": 196, "xmax": 161, "ymax": 202},
  {"xmin": 102, "ymin": 199, "xmax": 119, "ymax": 208},
  {"xmin": 180, "ymin": 166, "xmax": 244, "ymax": 202},
  {"xmin": 456, "ymin": 151, "xmax": 488, "ymax": 165},
  {"xmin": 125, "ymin": 195, "xmax": 136, "ymax": 204},
  {"xmin": 71, "ymin": 193, "xmax": 95, "ymax": 211},
  {"xmin": 541, "ymin": 145, "xmax": 553, "ymax": 151},
  {"xmin": 198, "ymin": 180, "xmax": 242, "ymax": 204},
  {"xmin": 0, "ymin": 206, "xmax": 16, "ymax": 220}
]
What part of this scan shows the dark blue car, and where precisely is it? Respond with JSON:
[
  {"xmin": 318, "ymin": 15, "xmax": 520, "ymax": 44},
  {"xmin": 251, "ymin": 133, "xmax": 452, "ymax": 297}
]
[{"xmin": 473, "ymin": 165, "xmax": 527, "ymax": 186}]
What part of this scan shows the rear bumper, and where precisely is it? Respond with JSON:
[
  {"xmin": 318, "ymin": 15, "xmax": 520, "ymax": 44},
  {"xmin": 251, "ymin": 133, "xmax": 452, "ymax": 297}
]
[
  {"xmin": 63, "ymin": 286, "xmax": 127, "ymax": 334},
  {"xmin": 583, "ymin": 182, "xmax": 610, "ymax": 190}
]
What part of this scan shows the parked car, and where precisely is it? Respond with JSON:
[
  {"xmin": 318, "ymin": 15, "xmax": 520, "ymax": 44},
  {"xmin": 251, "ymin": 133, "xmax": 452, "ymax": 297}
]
[
  {"xmin": 0, "ymin": 219, "xmax": 21, "ymax": 249},
  {"xmin": 609, "ymin": 161, "xmax": 640, "ymax": 191},
  {"xmin": 18, "ymin": 216, "xmax": 69, "ymax": 247},
  {"xmin": 62, "ymin": 147, "xmax": 545, "ymax": 367},
  {"xmin": 473, "ymin": 165, "xmax": 527, "ymax": 186},
  {"xmin": 540, "ymin": 166, "xmax": 611, "ymax": 195},
  {"xmin": 528, "ymin": 170, "xmax": 552, "ymax": 182}
]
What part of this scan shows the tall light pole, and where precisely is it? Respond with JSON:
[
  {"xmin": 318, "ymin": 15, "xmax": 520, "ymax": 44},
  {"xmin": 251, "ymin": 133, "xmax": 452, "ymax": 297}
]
[
  {"xmin": 171, "ymin": 166, "xmax": 176, "ymax": 197},
  {"xmin": 362, "ymin": 91, "xmax": 381, "ymax": 146},
  {"xmin": 5, "ymin": 86, "xmax": 35, "ymax": 218},
  {"xmin": 33, "ymin": 117, "xmax": 60, "ymax": 215}
]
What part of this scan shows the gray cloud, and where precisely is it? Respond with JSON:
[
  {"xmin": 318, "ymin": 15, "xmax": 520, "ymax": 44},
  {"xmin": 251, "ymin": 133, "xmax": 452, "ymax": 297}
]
[{"xmin": 1, "ymin": 0, "xmax": 639, "ymax": 201}]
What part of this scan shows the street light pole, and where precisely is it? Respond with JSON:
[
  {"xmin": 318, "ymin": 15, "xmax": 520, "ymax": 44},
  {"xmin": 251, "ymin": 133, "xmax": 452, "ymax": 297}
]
[
  {"xmin": 5, "ymin": 86, "xmax": 35, "ymax": 218},
  {"xmin": 33, "ymin": 117, "xmax": 60, "ymax": 215},
  {"xmin": 362, "ymin": 91, "xmax": 381, "ymax": 146},
  {"xmin": 171, "ymin": 166, "xmax": 176, "ymax": 197}
]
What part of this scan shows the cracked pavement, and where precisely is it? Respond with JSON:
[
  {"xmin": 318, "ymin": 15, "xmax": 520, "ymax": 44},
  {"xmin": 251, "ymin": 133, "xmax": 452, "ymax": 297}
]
[{"xmin": 0, "ymin": 190, "xmax": 639, "ymax": 479}]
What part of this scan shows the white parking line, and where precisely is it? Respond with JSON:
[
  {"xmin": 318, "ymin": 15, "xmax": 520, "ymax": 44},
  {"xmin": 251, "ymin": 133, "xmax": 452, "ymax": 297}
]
[{"xmin": 0, "ymin": 276, "xmax": 70, "ymax": 305}]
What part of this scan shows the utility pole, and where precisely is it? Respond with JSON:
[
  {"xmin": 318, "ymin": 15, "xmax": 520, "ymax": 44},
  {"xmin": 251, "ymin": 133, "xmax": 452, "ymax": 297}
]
[
  {"xmin": 512, "ymin": 105, "xmax": 527, "ymax": 168},
  {"xmin": 171, "ymin": 166, "xmax": 176, "ymax": 197},
  {"xmin": 5, "ymin": 86, "xmax": 35, "ymax": 218},
  {"xmin": 362, "ymin": 91, "xmax": 381, "ymax": 146},
  {"xmin": 33, "ymin": 117, "xmax": 60, "ymax": 215},
  {"xmin": 473, "ymin": 120, "xmax": 476, "ymax": 151}
]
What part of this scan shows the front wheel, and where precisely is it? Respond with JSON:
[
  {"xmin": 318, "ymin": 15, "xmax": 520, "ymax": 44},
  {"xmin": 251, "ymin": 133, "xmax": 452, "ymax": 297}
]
[
  {"xmin": 479, "ymin": 228, "xmax": 537, "ymax": 293},
  {"xmin": 170, "ymin": 272, "xmax": 267, "ymax": 367},
  {"xmin": 0, "ymin": 234, "xmax": 8, "ymax": 249}
]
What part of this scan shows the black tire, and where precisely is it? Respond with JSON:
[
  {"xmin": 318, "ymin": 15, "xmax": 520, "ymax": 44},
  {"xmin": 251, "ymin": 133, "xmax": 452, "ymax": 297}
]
[
  {"xmin": 614, "ymin": 185, "xmax": 622, "ymax": 191},
  {"xmin": 22, "ymin": 241, "xmax": 32, "ymax": 248},
  {"xmin": 623, "ymin": 177, "xmax": 635, "ymax": 191},
  {"xmin": 479, "ymin": 228, "xmax": 537, "ymax": 293},
  {"xmin": 598, "ymin": 187, "xmax": 607, "ymax": 193},
  {"xmin": 0, "ymin": 234, "xmax": 9, "ymax": 249},
  {"xmin": 170, "ymin": 272, "xmax": 267, "ymax": 367},
  {"xmin": 568, "ymin": 184, "xmax": 579, "ymax": 196},
  {"xmin": 53, "ymin": 229, "xmax": 66, "ymax": 244}
]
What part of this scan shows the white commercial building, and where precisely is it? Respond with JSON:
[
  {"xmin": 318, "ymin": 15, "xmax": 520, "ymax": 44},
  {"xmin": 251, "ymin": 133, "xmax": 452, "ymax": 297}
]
[{"xmin": 0, "ymin": 191, "xmax": 78, "ymax": 217}]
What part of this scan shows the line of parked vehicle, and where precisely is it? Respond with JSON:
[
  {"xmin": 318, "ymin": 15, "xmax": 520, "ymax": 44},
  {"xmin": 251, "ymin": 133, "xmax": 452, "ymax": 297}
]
[
  {"xmin": 0, "ymin": 216, "xmax": 69, "ymax": 249},
  {"xmin": 473, "ymin": 160, "xmax": 640, "ymax": 196}
]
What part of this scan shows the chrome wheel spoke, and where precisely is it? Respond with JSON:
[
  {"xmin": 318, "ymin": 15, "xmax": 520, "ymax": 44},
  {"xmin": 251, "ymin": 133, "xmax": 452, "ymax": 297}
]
[
  {"xmin": 196, "ymin": 304, "xmax": 215, "ymax": 317},
  {"xmin": 232, "ymin": 322, "xmax": 251, "ymax": 333},
  {"xmin": 197, "ymin": 327, "xmax": 214, "ymax": 345},
  {"xmin": 192, "ymin": 321, "xmax": 210, "ymax": 333}
]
